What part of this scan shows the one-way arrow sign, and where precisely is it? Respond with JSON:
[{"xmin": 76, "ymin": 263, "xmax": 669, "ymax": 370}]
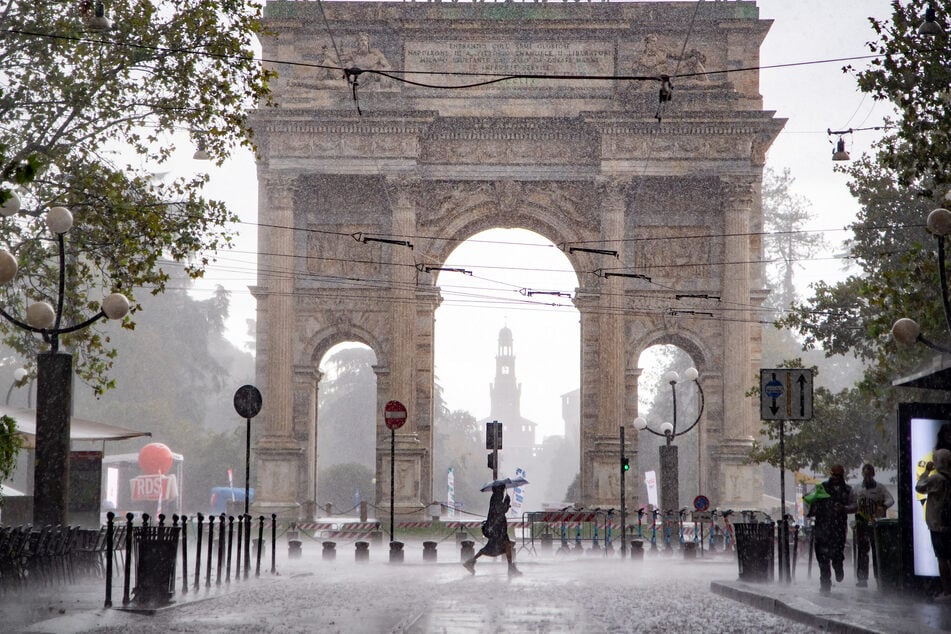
[{"xmin": 759, "ymin": 369, "xmax": 814, "ymax": 421}]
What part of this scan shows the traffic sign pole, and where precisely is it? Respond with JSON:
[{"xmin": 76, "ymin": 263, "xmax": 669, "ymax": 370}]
[
  {"xmin": 620, "ymin": 425, "xmax": 626, "ymax": 558},
  {"xmin": 383, "ymin": 401, "xmax": 407, "ymax": 544}
]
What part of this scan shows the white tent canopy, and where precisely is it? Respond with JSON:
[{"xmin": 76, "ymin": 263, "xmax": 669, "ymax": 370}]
[{"xmin": 0, "ymin": 404, "xmax": 151, "ymax": 446}]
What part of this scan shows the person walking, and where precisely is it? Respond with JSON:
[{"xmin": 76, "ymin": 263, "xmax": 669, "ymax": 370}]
[
  {"xmin": 854, "ymin": 463, "xmax": 895, "ymax": 587},
  {"xmin": 463, "ymin": 483, "xmax": 521, "ymax": 576},
  {"xmin": 806, "ymin": 464, "xmax": 857, "ymax": 593},
  {"xmin": 916, "ymin": 448, "xmax": 951, "ymax": 601}
]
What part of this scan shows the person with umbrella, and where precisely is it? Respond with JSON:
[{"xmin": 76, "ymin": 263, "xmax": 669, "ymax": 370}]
[{"xmin": 463, "ymin": 478, "xmax": 526, "ymax": 576}]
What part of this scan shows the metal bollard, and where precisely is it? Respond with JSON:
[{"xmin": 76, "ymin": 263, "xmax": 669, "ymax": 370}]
[
  {"xmin": 323, "ymin": 541, "xmax": 337, "ymax": 561},
  {"xmin": 206, "ymin": 514, "xmax": 215, "ymax": 589},
  {"xmin": 217, "ymin": 514, "xmax": 225, "ymax": 586},
  {"xmin": 423, "ymin": 541, "xmax": 438, "ymax": 562},
  {"xmin": 355, "ymin": 541, "xmax": 370, "ymax": 562},
  {"xmin": 226, "ymin": 515, "xmax": 235, "ymax": 583},
  {"xmin": 235, "ymin": 514, "xmax": 243, "ymax": 579},
  {"xmin": 122, "ymin": 512, "xmax": 134, "ymax": 606},
  {"xmin": 104, "ymin": 512, "xmax": 114, "ymax": 608},
  {"xmin": 630, "ymin": 539, "xmax": 645, "ymax": 560},
  {"xmin": 194, "ymin": 513, "xmax": 204, "ymax": 590},
  {"xmin": 180, "ymin": 515, "xmax": 189, "ymax": 594},
  {"xmin": 256, "ymin": 516, "xmax": 264, "ymax": 577},
  {"xmin": 683, "ymin": 541, "xmax": 697, "ymax": 560},
  {"xmin": 271, "ymin": 514, "xmax": 277, "ymax": 574},
  {"xmin": 460, "ymin": 540, "xmax": 475, "ymax": 562},
  {"xmin": 389, "ymin": 541, "xmax": 404, "ymax": 563}
]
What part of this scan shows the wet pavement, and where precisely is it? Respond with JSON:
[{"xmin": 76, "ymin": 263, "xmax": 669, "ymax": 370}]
[{"xmin": 3, "ymin": 541, "xmax": 950, "ymax": 633}]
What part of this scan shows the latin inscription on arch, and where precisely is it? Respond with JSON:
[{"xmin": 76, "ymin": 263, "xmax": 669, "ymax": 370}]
[{"xmin": 404, "ymin": 40, "xmax": 614, "ymax": 89}]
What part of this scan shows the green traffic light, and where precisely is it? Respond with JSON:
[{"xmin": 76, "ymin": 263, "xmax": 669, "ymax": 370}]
[{"xmin": 622, "ymin": 457, "xmax": 630, "ymax": 471}]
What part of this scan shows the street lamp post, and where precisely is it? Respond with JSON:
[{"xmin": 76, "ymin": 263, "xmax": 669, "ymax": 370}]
[
  {"xmin": 892, "ymin": 208, "xmax": 951, "ymax": 353},
  {"xmin": 633, "ymin": 367, "xmax": 705, "ymax": 532},
  {"xmin": 0, "ymin": 200, "xmax": 130, "ymax": 527}
]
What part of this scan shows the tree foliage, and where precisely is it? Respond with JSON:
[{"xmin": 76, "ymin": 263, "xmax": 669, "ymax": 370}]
[
  {"xmin": 0, "ymin": 1, "xmax": 272, "ymax": 394},
  {"xmin": 773, "ymin": 2, "xmax": 951, "ymax": 471},
  {"xmin": 0, "ymin": 415, "xmax": 23, "ymax": 504}
]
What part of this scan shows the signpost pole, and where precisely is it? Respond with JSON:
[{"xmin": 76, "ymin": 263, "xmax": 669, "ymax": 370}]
[
  {"xmin": 383, "ymin": 400, "xmax": 407, "ymax": 545},
  {"xmin": 620, "ymin": 425, "xmax": 626, "ymax": 558},
  {"xmin": 390, "ymin": 425, "xmax": 395, "ymax": 543},
  {"xmin": 779, "ymin": 419, "xmax": 790, "ymax": 583}
]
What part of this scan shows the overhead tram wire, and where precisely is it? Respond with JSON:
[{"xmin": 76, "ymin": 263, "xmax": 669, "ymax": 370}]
[{"xmin": 4, "ymin": 27, "xmax": 885, "ymax": 95}]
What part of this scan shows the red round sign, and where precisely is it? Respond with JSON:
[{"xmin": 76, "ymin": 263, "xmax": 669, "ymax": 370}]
[{"xmin": 384, "ymin": 400, "xmax": 407, "ymax": 430}]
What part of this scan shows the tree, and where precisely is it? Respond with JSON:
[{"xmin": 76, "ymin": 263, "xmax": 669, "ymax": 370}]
[
  {"xmin": 0, "ymin": 1, "xmax": 272, "ymax": 394},
  {"xmin": 318, "ymin": 463, "xmax": 375, "ymax": 515},
  {"xmin": 316, "ymin": 346, "xmax": 377, "ymax": 471},
  {"xmin": 761, "ymin": 167, "xmax": 827, "ymax": 312},
  {"xmin": 0, "ymin": 415, "xmax": 23, "ymax": 504},
  {"xmin": 776, "ymin": 2, "xmax": 951, "ymax": 471}
]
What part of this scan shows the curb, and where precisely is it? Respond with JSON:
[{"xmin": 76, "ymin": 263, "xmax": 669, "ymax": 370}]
[{"xmin": 710, "ymin": 581, "xmax": 882, "ymax": 634}]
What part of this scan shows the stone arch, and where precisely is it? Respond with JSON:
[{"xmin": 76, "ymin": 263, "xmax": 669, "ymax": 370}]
[{"xmin": 251, "ymin": 2, "xmax": 782, "ymax": 520}]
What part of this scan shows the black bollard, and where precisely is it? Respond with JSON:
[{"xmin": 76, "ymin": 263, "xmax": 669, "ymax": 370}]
[
  {"xmin": 389, "ymin": 541, "xmax": 404, "ymax": 563},
  {"xmin": 423, "ymin": 541, "xmax": 438, "ymax": 562},
  {"xmin": 244, "ymin": 514, "xmax": 252, "ymax": 579},
  {"xmin": 270, "ymin": 514, "xmax": 277, "ymax": 574},
  {"xmin": 323, "ymin": 541, "xmax": 337, "ymax": 561},
  {"xmin": 206, "ymin": 514, "xmax": 215, "ymax": 589},
  {"xmin": 194, "ymin": 513, "xmax": 204, "ymax": 590},
  {"xmin": 180, "ymin": 515, "xmax": 189, "ymax": 594},
  {"xmin": 226, "ymin": 515, "xmax": 234, "ymax": 583},
  {"xmin": 235, "ymin": 514, "xmax": 243, "ymax": 580},
  {"xmin": 256, "ymin": 516, "xmax": 264, "ymax": 577},
  {"xmin": 104, "ymin": 512, "xmax": 114, "ymax": 608},
  {"xmin": 122, "ymin": 513, "xmax": 134, "ymax": 606},
  {"xmin": 460, "ymin": 540, "xmax": 475, "ymax": 561},
  {"xmin": 355, "ymin": 541, "xmax": 370, "ymax": 562},
  {"xmin": 683, "ymin": 541, "xmax": 697, "ymax": 560},
  {"xmin": 630, "ymin": 539, "xmax": 645, "ymax": 561},
  {"xmin": 217, "ymin": 514, "xmax": 225, "ymax": 586}
]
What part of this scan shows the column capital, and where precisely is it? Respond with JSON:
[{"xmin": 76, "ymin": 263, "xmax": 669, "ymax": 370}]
[{"xmin": 719, "ymin": 176, "xmax": 756, "ymax": 207}]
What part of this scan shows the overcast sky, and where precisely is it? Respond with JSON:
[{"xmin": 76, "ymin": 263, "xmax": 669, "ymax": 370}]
[{"xmin": 188, "ymin": 0, "xmax": 897, "ymax": 441}]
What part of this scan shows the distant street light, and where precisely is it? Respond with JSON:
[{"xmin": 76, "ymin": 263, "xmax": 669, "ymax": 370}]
[
  {"xmin": 0, "ymin": 198, "xmax": 130, "ymax": 526},
  {"xmin": 633, "ymin": 367, "xmax": 705, "ymax": 531}
]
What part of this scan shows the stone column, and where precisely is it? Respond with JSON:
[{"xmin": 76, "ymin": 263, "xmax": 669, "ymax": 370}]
[
  {"xmin": 582, "ymin": 178, "xmax": 628, "ymax": 508},
  {"xmin": 255, "ymin": 173, "xmax": 304, "ymax": 517},
  {"xmin": 717, "ymin": 176, "xmax": 762, "ymax": 508},
  {"xmin": 384, "ymin": 177, "xmax": 425, "ymax": 513},
  {"xmin": 297, "ymin": 367, "xmax": 321, "ymax": 521}
]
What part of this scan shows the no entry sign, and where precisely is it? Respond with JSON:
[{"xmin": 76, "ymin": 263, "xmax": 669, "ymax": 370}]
[{"xmin": 384, "ymin": 400, "xmax": 407, "ymax": 430}]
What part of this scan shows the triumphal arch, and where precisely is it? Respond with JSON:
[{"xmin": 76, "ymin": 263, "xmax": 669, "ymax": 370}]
[{"xmin": 250, "ymin": 0, "xmax": 784, "ymax": 519}]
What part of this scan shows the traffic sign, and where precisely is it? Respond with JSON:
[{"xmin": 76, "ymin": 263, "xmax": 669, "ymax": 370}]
[
  {"xmin": 384, "ymin": 400, "xmax": 407, "ymax": 430},
  {"xmin": 693, "ymin": 495, "xmax": 710, "ymax": 512},
  {"xmin": 760, "ymin": 369, "xmax": 813, "ymax": 420}
]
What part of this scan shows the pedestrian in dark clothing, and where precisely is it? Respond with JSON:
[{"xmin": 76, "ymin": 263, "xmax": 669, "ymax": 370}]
[
  {"xmin": 916, "ymin": 448, "xmax": 951, "ymax": 601},
  {"xmin": 854, "ymin": 463, "xmax": 894, "ymax": 587},
  {"xmin": 807, "ymin": 464, "xmax": 857, "ymax": 593},
  {"xmin": 464, "ymin": 484, "xmax": 521, "ymax": 576}
]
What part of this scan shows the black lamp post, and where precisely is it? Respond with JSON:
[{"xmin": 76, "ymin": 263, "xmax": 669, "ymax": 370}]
[
  {"xmin": 892, "ymin": 208, "xmax": 951, "ymax": 353},
  {"xmin": 633, "ymin": 367, "xmax": 705, "ymax": 522},
  {"xmin": 0, "ymin": 199, "xmax": 130, "ymax": 527}
]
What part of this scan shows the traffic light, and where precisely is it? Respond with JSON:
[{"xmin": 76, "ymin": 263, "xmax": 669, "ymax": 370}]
[
  {"xmin": 487, "ymin": 452, "xmax": 497, "ymax": 471},
  {"xmin": 622, "ymin": 457, "xmax": 630, "ymax": 471}
]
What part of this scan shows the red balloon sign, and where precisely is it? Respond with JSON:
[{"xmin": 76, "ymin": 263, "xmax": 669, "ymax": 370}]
[{"xmin": 138, "ymin": 442, "xmax": 174, "ymax": 475}]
